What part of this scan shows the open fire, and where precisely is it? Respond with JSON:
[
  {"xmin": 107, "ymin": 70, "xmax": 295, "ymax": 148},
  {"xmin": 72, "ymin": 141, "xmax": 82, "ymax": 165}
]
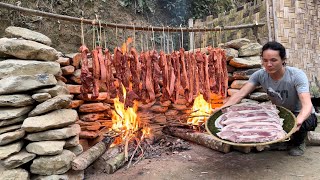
[
  {"xmin": 188, "ymin": 93, "xmax": 212, "ymax": 126},
  {"xmin": 111, "ymin": 84, "xmax": 150, "ymax": 145}
]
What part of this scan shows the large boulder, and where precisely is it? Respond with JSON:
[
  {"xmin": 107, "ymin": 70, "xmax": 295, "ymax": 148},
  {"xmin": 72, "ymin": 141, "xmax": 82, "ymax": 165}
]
[
  {"xmin": 0, "ymin": 60, "xmax": 61, "ymax": 78},
  {"xmin": 30, "ymin": 150, "xmax": 76, "ymax": 175},
  {"xmin": 0, "ymin": 38, "xmax": 59, "ymax": 61},
  {"xmin": 22, "ymin": 109, "xmax": 78, "ymax": 133},
  {"xmin": 0, "ymin": 74, "xmax": 57, "ymax": 95},
  {"xmin": 5, "ymin": 26, "xmax": 52, "ymax": 45},
  {"xmin": 238, "ymin": 43, "xmax": 262, "ymax": 57},
  {"xmin": 0, "ymin": 94, "xmax": 34, "ymax": 107}
]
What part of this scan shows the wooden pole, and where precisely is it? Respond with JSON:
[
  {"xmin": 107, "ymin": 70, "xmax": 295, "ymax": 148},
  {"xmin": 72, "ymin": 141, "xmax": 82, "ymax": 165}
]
[
  {"xmin": 71, "ymin": 136, "xmax": 114, "ymax": 170},
  {"xmin": 271, "ymin": 0, "xmax": 278, "ymax": 41},
  {"xmin": 0, "ymin": 2, "xmax": 265, "ymax": 32},
  {"xmin": 265, "ymin": 0, "xmax": 273, "ymax": 41},
  {"xmin": 163, "ymin": 126, "xmax": 231, "ymax": 153},
  {"xmin": 188, "ymin": 18, "xmax": 194, "ymax": 50}
]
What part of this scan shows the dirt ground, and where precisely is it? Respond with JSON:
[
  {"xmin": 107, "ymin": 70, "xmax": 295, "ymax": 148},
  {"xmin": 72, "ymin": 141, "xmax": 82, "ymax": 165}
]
[{"xmin": 85, "ymin": 127, "xmax": 320, "ymax": 180}]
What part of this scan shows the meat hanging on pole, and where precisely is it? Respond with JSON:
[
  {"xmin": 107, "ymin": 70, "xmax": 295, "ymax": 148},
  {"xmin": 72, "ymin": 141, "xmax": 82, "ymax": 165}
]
[
  {"xmin": 159, "ymin": 51, "xmax": 170, "ymax": 102},
  {"xmin": 179, "ymin": 48, "xmax": 190, "ymax": 102},
  {"xmin": 145, "ymin": 50, "xmax": 155, "ymax": 103},
  {"xmin": 79, "ymin": 45, "xmax": 93, "ymax": 99},
  {"xmin": 91, "ymin": 48, "xmax": 100, "ymax": 99},
  {"xmin": 151, "ymin": 50, "xmax": 161, "ymax": 96},
  {"xmin": 104, "ymin": 48, "xmax": 115, "ymax": 94},
  {"xmin": 129, "ymin": 47, "xmax": 141, "ymax": 98},
  {"xmin": 97, "ymin": 46, "xmax": 107, "ymax": 83}
]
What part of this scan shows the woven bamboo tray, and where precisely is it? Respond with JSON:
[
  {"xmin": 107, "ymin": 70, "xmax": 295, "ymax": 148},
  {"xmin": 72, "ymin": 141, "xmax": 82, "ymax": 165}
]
[{"xmin": 205, "ymin": 106, "xmax": 297, "ymax": 147}]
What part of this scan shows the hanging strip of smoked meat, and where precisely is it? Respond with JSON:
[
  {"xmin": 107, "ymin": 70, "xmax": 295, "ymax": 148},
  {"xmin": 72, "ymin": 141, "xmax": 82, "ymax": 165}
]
[{"xmin": 80, "ymin": 45, "xmax": 93, "ymax": 99}]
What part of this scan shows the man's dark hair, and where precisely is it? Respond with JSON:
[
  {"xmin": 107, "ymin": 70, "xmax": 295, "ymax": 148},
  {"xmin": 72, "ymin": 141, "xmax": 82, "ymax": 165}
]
[{"xmin": 261, "ymin": 41, "xmax": 286, "ymax": 60}]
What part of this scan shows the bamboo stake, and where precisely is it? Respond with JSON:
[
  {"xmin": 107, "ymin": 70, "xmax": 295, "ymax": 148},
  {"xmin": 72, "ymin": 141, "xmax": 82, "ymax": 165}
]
[{"xmin": 0, "ymin": 2, "xmax": 265, "ymax": 32}]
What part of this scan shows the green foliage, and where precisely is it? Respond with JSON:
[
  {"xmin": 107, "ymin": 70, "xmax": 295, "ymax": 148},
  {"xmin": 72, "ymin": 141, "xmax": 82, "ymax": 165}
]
[
  {"xmin": 117, "ymin": 0, "xmax": 236, "ymax": 25},
  {"xmin": 190, "ymin": 0, "xmax": 234, "ymax": 19},
  {"xmin": 118, "ymin": 0, "xmax": 156, "ymax": 13}
]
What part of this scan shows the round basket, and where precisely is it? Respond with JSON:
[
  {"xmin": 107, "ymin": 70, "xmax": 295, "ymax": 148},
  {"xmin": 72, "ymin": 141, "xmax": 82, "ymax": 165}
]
[{"xmin": 205, "ymin": 105, "xmax": 297, "ymax": 147}]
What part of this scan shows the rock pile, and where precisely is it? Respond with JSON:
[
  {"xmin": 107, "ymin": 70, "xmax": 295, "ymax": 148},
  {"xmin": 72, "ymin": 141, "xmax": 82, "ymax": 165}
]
[
  {"xmin": 0, "ymin": 26, "xmax": 82, "ymax": 179},
  {"xmin": 223, "ymin": 38, "xmax": 268, "ymax": 102}
]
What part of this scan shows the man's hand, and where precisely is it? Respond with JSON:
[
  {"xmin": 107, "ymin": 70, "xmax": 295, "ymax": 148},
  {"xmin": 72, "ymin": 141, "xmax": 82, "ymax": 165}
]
[{"xmin": 296, "ymin": 118, "xmax": 304, "ymax": 131}]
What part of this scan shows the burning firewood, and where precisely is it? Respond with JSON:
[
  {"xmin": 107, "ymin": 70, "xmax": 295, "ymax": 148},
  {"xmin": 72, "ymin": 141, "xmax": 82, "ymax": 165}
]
[
  {"xmin": 71, "ymin": 136, "xmax": 114, "ymax": 171},
  {"xmin": 163, "ymin": 126, "xmax": 230, "ymax": 153}
]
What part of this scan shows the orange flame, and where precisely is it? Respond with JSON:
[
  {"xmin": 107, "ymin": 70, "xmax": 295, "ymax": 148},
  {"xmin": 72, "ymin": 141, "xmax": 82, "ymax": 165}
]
[
  {"xmin": 188, "ymin": 94, "xmax": 212, "ymax": 126},
  {"xmin": 111, "ymin": 83, "xmax": 150, "ymax": 144},
  {"xmin": 112, "ymin": 84, "xmax": 138, "ymax": 133},
  {"xmin": 121, "ymin": 37, "xmax": 133, "ymax": 54}
]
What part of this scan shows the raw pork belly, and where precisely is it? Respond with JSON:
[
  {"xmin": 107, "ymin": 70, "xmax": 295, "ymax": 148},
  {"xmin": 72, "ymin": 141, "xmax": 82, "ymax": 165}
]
[{"xmin": 216, "ymin": 103, "xmax": 287, "ymax": 143}]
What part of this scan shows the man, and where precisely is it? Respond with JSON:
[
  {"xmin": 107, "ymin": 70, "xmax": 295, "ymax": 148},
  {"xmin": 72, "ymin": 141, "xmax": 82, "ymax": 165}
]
[{"xmin": 222, "ymin": 41, "xmax": 317, "ymax": 156}]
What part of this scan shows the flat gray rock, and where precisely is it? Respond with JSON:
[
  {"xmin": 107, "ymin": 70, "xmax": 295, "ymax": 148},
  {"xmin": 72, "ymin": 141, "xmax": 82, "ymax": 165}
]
[
  {"xmin": 224, "ymin": 48, "xmax": 239, "ymax": 61},
  {"xmin": 22, "ymin": 109, "xmax": 77, "ymax": 133},
  {"xmin": 0, "ymin": 124, "xmax": 22, "ymax": 135},
  {"xmin": 224, "ymin": 38, "xmax": 251, "ymax": 49},
  {"xmin": 0, "ymin": 94, "xmax": 34, "ymax": 107},
  {"xmin": 233, "ymin": 68, "xmax": 261, "ymax": 80},
  {"xmin": 0, "ymin": 60, "xmax": 60, "ymax": 79},
  {"xmin": 229, "ymin": 57, "xmax": 261, "ymax": 69},
  {"xmin": 32, "ymin": 93, "xmax": 52, "ymax": 103},
  {"xmin": 5, "ymin": 26, "xmax": 52, "ymax": 45},
  {"xmin": 2, "ymin": 150, "xmax": 36, "ymax": 169},
  {"xmin": 238, "ymin": 43, "xmax": 262, "ymax": 57},
  {"xmin": 30, "ymin": 150, "xmax": 76, "ymax": 176},
  {"xmin": 0, "ymin": 74, "xmax": 57, "ymax": 95},
  {"xmin": 0, "ymin": 38, "xmax": 59, "ymax": 61},
  {"xmin": 32, "ymin": 170, "xmax": 84, "ymax": 180},
  {"xmin": 64, "ymin": 135, "xmax": 80, "ymax": 148},
  {"xmin": 0, "ymin": 115, "xmax": 26, "ymax": 127},
  {"xmin": 33, "ymin": 85, "xmax": 69, "ymax": 97},
  {"xmin": 26, "ymin": 141, "xmax": 65, "ymax": 155},
  {"xmin": 66, "ymin": 144, "xmax": 83, "ymax": 156},
  {"xmin": 0, "ymin": 106, "xmax": 33, "ymax": 120},
  {"xmin": 25, "ymin": 124, "xmax": 80, "ymax": 141},
  {"xmin": 28, "ymin": 95, "xmax": 72, "ymax": 117},
  {"xmin": 0, "ymin": 129, "xmax": 25, "ymax": 146},
  {"xmin": 0, "ymin": 168, "xmax": 29, "ymax": 180},
  {"xmin": 0, "ymin": 141, "xmax": 24, "ymax": 160},
  {"xmin": 249, "ymin": 92, "xmax": 270, "ymax": 102}
]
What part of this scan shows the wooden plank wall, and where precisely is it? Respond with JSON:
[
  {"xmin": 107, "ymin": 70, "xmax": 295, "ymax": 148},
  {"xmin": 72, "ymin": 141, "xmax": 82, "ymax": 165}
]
[
  {"xmin": 193, "ymin": 0, "xmax": 320, "ymax": 84},
  {"xmin": 269, "ymin": 0, "xmax": 320, "ymax": 84}
]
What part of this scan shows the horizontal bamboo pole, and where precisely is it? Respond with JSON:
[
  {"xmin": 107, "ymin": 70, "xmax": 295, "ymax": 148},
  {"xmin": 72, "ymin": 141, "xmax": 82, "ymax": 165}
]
[{"xmin": 0, "ymin": 2, "xmax": 265, "ymax": 32}]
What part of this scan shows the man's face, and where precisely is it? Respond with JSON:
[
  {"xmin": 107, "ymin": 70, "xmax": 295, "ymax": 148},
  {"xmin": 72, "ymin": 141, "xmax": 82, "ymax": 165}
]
[{"xmin": 261, "ymin": 49, "xmax": 284, "ymax": 74}]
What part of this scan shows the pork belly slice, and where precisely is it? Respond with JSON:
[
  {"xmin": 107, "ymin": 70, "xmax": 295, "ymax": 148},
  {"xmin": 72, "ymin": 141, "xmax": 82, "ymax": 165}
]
[
  {"xmin": 224, "ymin": 110, "xmax": 279, "ymax": 119},
  {"xmin": 221, "ymin": 116, "xmax": 284, "ymax": 126},
  {"xmin": 222, "ymin": 103, "xmax": 279, "ymax": 114},
  {"xmin": 221, "ymin": 122, "xmax": 283, "ymax": 131},
  {"xmin": 217, "ymin": 129, "xmax": 286, "ymax": 143}
]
